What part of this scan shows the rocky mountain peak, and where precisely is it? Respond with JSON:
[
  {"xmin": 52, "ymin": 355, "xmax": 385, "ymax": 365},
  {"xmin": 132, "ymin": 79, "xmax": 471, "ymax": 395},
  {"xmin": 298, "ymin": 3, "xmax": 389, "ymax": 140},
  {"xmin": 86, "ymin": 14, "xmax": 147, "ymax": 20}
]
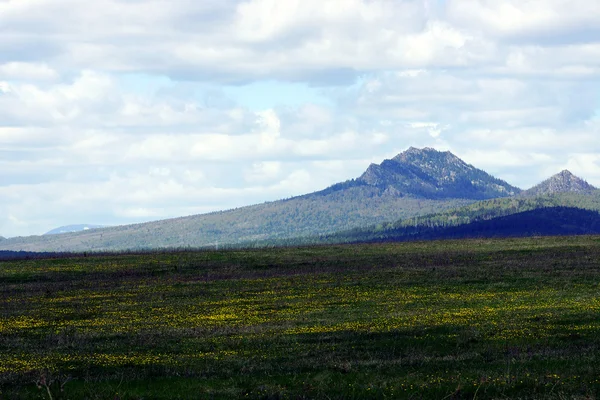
[
  {"xmin": 556, "ymin": 170, "xmax": 576, "ymax": 179},
  {"xmin": 405, "ymin": 146, "xmax": 437, "ymax": 154},
  {"xmin": 394, "ymin": 147, "xmax": 463, "ymax": 166},
  {"xmin": 357, "ymin": 147, "xmax": 520, "ymax": 200},
  {"xmin": 524, "ymin": 170, "xmax": 596, "ymax": 196},
  {"xmin": 397, "ymin": 146, "xmax": 445, "ymax": 157}
]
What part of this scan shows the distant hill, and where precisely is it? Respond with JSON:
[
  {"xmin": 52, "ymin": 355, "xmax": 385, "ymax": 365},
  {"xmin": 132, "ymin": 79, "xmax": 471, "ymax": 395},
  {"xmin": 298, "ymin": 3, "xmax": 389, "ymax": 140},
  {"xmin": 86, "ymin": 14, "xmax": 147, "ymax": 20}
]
[
  {"xmin": 45, "ymin": 224, "xmax": 106, "ymax": 235},
  {"xmin": 0, "ymin": 191, "xmax": 473, "ymax": 252},
  {"xmin": 0, "ymin": 147, "xmax": 518, "ymax": 252},
  {"xmin": 523, "ymin": 170, "xmax": 596, "ymax": 196}
]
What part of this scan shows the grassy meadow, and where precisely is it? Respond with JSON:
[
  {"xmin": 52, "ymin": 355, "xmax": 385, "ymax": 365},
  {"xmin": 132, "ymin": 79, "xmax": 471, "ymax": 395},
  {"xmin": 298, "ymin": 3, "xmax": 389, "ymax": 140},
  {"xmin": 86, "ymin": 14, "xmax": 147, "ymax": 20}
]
[{"xmin": 2, "ymin": 237, "xmax": 600, "ymax": 399}]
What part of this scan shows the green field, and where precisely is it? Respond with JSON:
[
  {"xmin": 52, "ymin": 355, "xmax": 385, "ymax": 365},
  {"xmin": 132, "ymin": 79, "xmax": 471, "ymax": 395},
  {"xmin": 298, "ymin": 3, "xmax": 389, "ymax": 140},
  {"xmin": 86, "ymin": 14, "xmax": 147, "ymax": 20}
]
[{"xmin": 2, "ymin": 237, "xmax": 600, "ymax": 399}]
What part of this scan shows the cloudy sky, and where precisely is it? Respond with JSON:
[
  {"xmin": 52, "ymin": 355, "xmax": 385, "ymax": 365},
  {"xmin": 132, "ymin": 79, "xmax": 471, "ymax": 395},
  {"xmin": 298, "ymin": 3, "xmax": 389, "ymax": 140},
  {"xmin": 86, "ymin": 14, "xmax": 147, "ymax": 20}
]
[{"xmin": 1, "ymin": 0, "xmax": 600, "ymax": 237}]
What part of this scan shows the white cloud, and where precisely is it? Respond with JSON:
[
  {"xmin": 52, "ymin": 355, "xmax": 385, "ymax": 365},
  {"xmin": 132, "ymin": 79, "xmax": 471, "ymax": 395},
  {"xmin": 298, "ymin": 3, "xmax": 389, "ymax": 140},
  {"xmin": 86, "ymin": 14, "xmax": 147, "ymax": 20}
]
[
  {"xmin": 446, "ymin": 0, "xmax": 600, "ymax": 42},
  {"xmin": 0, "ymin": 62, "xmax": 58, "ymax": 81},
  {"xmin": 2, "ymin": 0, "xmax": 600, "ymax": 237},
  {"xmin": 244, "ymin": 161, "xmax": 282, "ymax": 183},
  {"xmin": 408, "ymin": 122, "xmax": 447, "ymax": 138},
  {"xmin": 561, "ymin": 154, "xmax": 600, "ymax": 183},
  {"xmin": 0, "ymin": 0, "xmax": 490, "ymax": 82}
]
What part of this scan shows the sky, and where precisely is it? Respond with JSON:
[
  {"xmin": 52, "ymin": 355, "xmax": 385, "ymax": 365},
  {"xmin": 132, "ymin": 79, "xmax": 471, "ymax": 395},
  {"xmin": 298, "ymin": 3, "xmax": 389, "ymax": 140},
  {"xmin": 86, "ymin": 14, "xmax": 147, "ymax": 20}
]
[{"xmin": 1, "ymin": 0, "xmax": 600, "ymax": 237}]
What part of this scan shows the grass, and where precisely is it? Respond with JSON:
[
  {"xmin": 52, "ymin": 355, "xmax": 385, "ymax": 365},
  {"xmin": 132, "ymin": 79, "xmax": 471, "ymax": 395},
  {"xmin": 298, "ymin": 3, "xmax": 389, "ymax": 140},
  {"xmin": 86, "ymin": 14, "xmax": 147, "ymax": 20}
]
[{"xmin": 2, "ymin": 236, "xmax": 600, "ymax": 399}]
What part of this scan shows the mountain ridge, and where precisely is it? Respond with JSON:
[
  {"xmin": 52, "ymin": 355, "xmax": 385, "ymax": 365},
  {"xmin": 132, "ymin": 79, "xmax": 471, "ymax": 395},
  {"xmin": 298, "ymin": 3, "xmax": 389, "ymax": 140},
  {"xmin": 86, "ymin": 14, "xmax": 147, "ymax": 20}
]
[
  {"xmin": 355, "ymin": 147, "xmax": 520, "ymax": 199},
  {"xmin": 0, "ymin": 147, "xmax": 597, "ymax": 252},
  {"xmin": 523, "ymin": 170, "xmax": 596, "ymax": 197}
]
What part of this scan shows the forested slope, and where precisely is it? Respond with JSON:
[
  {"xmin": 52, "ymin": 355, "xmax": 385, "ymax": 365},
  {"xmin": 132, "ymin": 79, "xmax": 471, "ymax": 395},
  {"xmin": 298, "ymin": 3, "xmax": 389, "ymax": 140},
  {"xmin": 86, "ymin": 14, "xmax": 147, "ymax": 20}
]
[
  {"xmin": 0, "ymin": 188, "xmax": 473, "ymax": 252},
  {"xmin": 317, "ymin": 191, "xmax": 600, "ymax": 244}
]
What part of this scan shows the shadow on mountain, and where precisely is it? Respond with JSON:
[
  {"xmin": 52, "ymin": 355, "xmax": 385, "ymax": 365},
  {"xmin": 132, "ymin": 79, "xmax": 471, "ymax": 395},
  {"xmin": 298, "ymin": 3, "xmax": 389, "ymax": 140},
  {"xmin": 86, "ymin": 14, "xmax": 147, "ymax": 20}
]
[{"xmin": 362, "ymin": 207, "xmax": 600, "ymax": 243}]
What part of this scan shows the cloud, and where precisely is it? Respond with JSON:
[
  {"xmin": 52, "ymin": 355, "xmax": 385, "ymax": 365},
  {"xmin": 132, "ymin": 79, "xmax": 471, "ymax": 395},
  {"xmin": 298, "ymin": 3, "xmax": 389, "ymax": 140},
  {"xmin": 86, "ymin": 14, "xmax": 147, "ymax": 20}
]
[
  {"xmin": 0, "ymin": 0, "xmax": 486, "ymax": 83},
  {"xmin": 562, "ymin": 154, "xmax": 600, "ymax": 183},
  {"xmin": 244, "ymin": 161, "xmax": 282, "ymax": 183},
  {"xmin": 0, "ymin": 70, "xmax": 411, "ymax": 236},
  {"xmin": 0, "ymin": 62, "xmax": 58, "ymax": 81},
  {"xmin": 446, "ymin": 0, "xmax": 600, "ymax": 44},
  {"xmin": 346, "ymin": 70, "xmax": 599, "ymax": 131},
  {"xmin": 2, "ymin": 0, "xmax": 600, "ymax": 237}
]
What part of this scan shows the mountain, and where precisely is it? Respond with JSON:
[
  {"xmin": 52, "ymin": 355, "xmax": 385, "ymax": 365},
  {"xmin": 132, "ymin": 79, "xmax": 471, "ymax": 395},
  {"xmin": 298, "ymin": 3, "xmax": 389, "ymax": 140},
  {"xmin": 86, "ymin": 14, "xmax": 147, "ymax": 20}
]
[
  {"xmin": 0, "ymin": 190, "xmax": 473, "ymax": 252},
  {"xmin": 355, "ymin": 147, "xmax": 520, "ymax": 199},
  {"xmin": 523, "ymin": 170, "xmax": 596, "ymax": 196},
  {"xmin": 10, "ymin": 149, "xmax": 597, "ymax": 252},
  {"xmin": 0, "ymin": 147, "xmax": 517, "ymax": 252},
  {"xmin": 45, "ymin": 224, "xmax": 107, "ymax": 235}
]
